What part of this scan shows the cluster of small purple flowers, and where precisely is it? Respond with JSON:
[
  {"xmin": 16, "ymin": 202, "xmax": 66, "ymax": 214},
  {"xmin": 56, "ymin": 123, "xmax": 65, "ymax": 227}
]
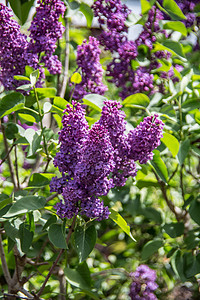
[
  {"xmin": 92, "ymin": 0, "xmax": 130, "ymax": 52},
  {"xmin": 50, "ymin": 100, "xmax": 164, "ymax": 221},
  {"xmin": 92, "ymin": 2, "xmax": 180, "ymax": 99},
  {"xmin": 0, "ymin": 4, "xmax": 39, "ymax": 89},
  {"xmin": 0, "ymin": 1, "xmax": 65, "ymax": 90},
  {"xmin": 28, "ymin": 0, "xmax": 65, "ymax": 74},
  {"xmin": 73, "ymin": 37, "xmax": 107, "ymax": 100},
  {"xmin": 129, "ymin": 265, "xmax": 158, "ymax": 300}
]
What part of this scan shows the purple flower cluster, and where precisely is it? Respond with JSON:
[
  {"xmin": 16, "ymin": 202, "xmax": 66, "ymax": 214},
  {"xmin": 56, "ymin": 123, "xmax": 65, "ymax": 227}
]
[
  {"xmin": 73, "ymin": 36, "xmax": 107, "ymax": 100},
  {"xmin": 129, "ymin": 265, "xmax": 158, "ymax": 300},
  {"xmin": 51, "ymin": 100, "xmax": 164, "ymax": 221},
  {"xmin": 92, "ymin": 0, "xmax": 130, "ymax": 52},
  {"xmin": 28, "ymin": 0, "xmax": 65, "ymax": 74},
  {"xmin": 105, "ymin": 5, "xmax": 180, "ymax": 98},
  {"xmin": 0, "ymin": 4, "xmax": 39, "ymax": 90},
  {"xmin": 0, "ymin": 1, "xmax": 65, "ymax": 90}
]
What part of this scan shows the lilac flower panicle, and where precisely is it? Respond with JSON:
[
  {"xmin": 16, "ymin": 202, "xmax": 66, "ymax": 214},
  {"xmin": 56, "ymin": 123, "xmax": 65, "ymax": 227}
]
[
  {"xmin": 92, "ymin": 0, "xmax": 131, "ymax": 51},
  {"xmin": 28, "ymin": 0, "xmax": 65, "ymax": 74},
  {"xmin": 0, "ymin": 4, "xmax": 39, "ymax": 90},
  {"xmin": 127, "ymin": 115, "xmax": 164, "ymax": 164},
  {"xmin": 129, "ymin": 265, "xmax": 158, "ymax": 300},
  {"xmin": 73, "ymin": 36, "xmax": 107, "ymax": 100},
  {"xmin": 51, "ymin": 100, "xmax": 164, "ymax": 221}
]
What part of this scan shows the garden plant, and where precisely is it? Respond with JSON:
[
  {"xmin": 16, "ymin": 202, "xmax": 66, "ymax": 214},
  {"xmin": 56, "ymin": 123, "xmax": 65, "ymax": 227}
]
[{"xmin": 0, "ymin": 0, "xmax": 200, "ymax": 299}]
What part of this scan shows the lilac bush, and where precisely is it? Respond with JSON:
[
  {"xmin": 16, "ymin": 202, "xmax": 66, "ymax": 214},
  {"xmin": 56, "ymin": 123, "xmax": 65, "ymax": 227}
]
[{"xmin": 50, "ymin": 100, "xmax": 164, "ymax": 221}]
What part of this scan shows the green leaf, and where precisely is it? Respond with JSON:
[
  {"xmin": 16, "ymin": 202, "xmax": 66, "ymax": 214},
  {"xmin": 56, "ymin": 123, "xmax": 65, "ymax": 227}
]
[
  {"xmin": 30, "ymin": 70, "xmax": 40, "ymax": 87},
  {"xmin": 162, "ymin": 0, "xmax": 186, "ymax": 20},
  {"xmin": 24, "ymin": 128, "xmax": 42, "ymax": 157},
  {"xmin": 189, "ymin": 198, "xmax": 200, "ymax": 226},
  {"xmin": 163, "ymin": 21, "xmax": 187, "ymax": 36},
  {"xmin": 3, "ymin": 196, "xmax": 46, "ymax": 218},
  {"xmin": 74, "ymin": 225, "xmax": 97, "ymax": 263},
  {"xmin": 28, "ymin": 173, "xmax": 55, "ymax": 188},
  {"xmin": 177, "ymin": 139, "xmax": 190, "ymax": 165},
  {"xmin": 21, "ymin": 0, "xmax": 35, "ymax": 25},
  {"xmin": 18, "ymin": 113, "xmax": 36, "ymax": 123},
  {"xmin": 52, "ymin": 97, "xmax": 70, "ymax": 113},
  {"xmin": 71, "ymin": 72, "xmax": 82, "ymax": 84},
  {"xmin": 195, "ymin": 110, "xmax": 200, "ymax": 125},
  {"xmin": 77, "ymin": 261, "xmax": 91, "ymax": 287},
  {"xmin": 123, "ymin": 93, "xmax": 150, "ymax": 108},
  {"xmin": 66, "ymin": 0, "xmax": 80, "ymax": 17},
  {"xmin": 141, "ymin": 239, "xmax": 163, "ymax": 260},
  {"xmin": 150, "ymin": 150, "xmax": 168, "ymax": 183},
  {"xmin": 171, "ymin": 249, "xmax": 186, "ymax": 282},
  {"xmin": 141, "ymin": 0, "xmax": 152, "ymax": 14},
  {"xmin": 0, "ymin": 196, "xmax": 12, "ymax": 210},
  {"xmin": 142, "ymin": 207, "xmax": 162, "ymax": 224},
  {"xmin": 163, "ymin": 41, "xmax": 186, "ymax": 58},
  {"xmin": 4, "ymin": 221, "xmax": 19, "ymax": 242},
  {"xmin": 163, "ymin": 222, "xmax": 184, "ymax": 238},
  {"xmin": 64, "ymin": 268, "xmax": 100, "ymax": 300},
  {"xmin": 35, "ymin": 88, "xmax": 56, "ymax": 100},
  {"xmin": 19, "ymin": 223, "xmax": 34, "ymax": 253},
  {"xmin": 179, "ymin": 69, "xmax": 193, "ymax": 93},
  {"xmin": 5, "ymin": 123, "xmax": 18, "ymax": 140},
  {"xmin": 8, "ymin": 0, "xmax": 22, "ymax": 21},
  {"xmin": 80, "ymin": 3, "xmax": 93, "ymax": 28},
  {"xmin": 83, "ymin": 94, "xmax": 107, "ymax": 112},
  {"xmin": 13, "ymin": 75, "xmax": 30, "ymax": 81},
  {"xmin": 43, "ymin": 215, "xmax": 57, "ymax": 231},
  {"xmin": 109, "ymin": 209, "xmax": 136, "ymax": 241},
  {"xmin": 0, "ymin": 92, "xmax": 25, "ymax": 118},
  {"xmin": 182, "ymin": 98, "xmax": 200, "ymax": 112},
  {"xmin": 161, "ymin": 132, "xmax": 179, "ymax": 157},
  {"xmin": 48, "ymin": 224, "xmax": 67, "ymax": 249},
  {"xmin": 16, "ymin": 84, "xmax": 32, "ymax": 92}
]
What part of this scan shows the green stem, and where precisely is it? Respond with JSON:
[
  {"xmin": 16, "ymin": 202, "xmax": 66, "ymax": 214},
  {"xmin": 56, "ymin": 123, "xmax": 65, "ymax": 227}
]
[{"xmin": 34, "ymin": 87, "xmax": 49, "ymax": 158}]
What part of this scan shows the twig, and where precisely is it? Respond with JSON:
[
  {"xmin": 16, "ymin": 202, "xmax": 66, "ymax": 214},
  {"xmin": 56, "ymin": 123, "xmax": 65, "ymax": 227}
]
[
  {"xmin": 14, "ymin": 144, "xmax": 20, "ymax": 189},
  {"xmin": 152, "ymin": 169, "xmax": 182, "ymax": 221},
  {"xmin": 59, "ymin": 19, "xmax": 69, "ymax": 98},
  {"xmin": 1, "ymin": 121, "xmax": 17, "ymax": 190},
  {"xmin": 0, "ymin": 234, "xmax": 12, "ymax": 285},
  {"xmin": 0, "ymin": 143, "xmax": 16, "ymax": 166},
  {"xmin": 180, "ymin": 165, "xmax": 185, "ymax": 202},
  {"xmin": 46, "ymin": 192, "xmax": 58, "ymax": 203},
  {"xmin": 36, "ymin": 214, "xmax": 77, "ymax": 297}
]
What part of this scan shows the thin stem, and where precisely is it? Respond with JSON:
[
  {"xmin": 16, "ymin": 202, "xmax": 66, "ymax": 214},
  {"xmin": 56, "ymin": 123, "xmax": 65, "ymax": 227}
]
[
  {"xmin": 14, "ymin": 144, "xmax": 20, "ymax": 189},
  {"xmin": 36, "ymin": 214, "xmax": 77, "ymax": 297},
  {"xmin": 1, "ymin": 120, "xmax": 17, "ymax": 190},
  {"xmin": 0, "ymin": 234, "xmax": 12, "ymax": 285},
  {"xmin": 34, "ymin": 87, "xmax": 49, "ymax": 158},
  {"xmin": 180, "ymin": 165, "xmax": 185, "ymax": 202},
  {"xmin": 59, "ymin": 19, "xmax": 69, "ymax": 98},
  {"xmin": 167, "ymin": 164, "xmax": 179, "ymax": 184},
  {"xmin": 0, "ymin": 142, "xmax": 16, "ymax": 166},
  {"xmin": 152, "ymin": 169, "xmax": 182, "ymax": 221},
  {"xmin": 46, "ymin": 192, "xmax": 58, "ymax": 203}
]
